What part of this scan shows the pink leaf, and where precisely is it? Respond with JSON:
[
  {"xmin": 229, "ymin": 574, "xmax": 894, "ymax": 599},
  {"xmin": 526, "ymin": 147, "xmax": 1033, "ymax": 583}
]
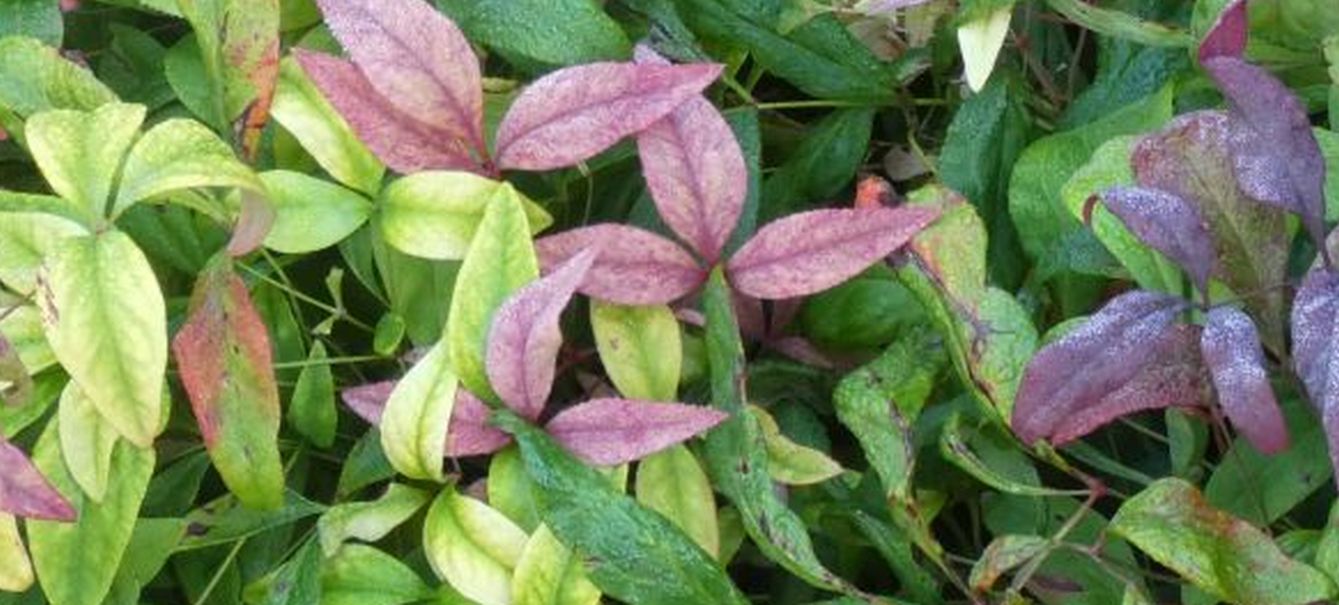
[
  {"xmin": 487, "ymin": 247, "xmax": 600, "ymax": 420},
  {"xmin": 545, "ymin": 398, "xmax": 728, "ymax": 466},
  {"xmin": 634, "ymin": 47, "xmax": 746, "ymax": 263},
  {"xmin": 0, "ymin": 437, "xmax": 75, "ymax": 521},
  {"xmin": 1201, "ymin": 306, "xmax": 1288, "ymax": 454},
  {"xmin": 727, "ymin": 206, "xmax": 940, "ymax": 300},
  {"xmin": 341, "ymin": 380, "xmax": 396, "ymax": 424},
  {"xmin": 1197, "ymin": 0, "xmax": 1246, "ymax": 62},
  {"xmin": 294, "ymin": 49, "xmax": 477, "ymax": 174},
  {"xmin": 535, "ymin": 224, "xmax": 705, "ymax": 305},
  {"xmin": 226, "ymin": 190, "xmax": 275, "ymax": 258},
  {"xmin": 446, "ymin": 389, "xmax": 511, "ymax": 457},
  {"xmin": 495, "ymin": 62, "xmax": 723, "ymax": 171},
  {"xmin": 315, "ymin": 0, "xmax": 484, "ymax": 151}
]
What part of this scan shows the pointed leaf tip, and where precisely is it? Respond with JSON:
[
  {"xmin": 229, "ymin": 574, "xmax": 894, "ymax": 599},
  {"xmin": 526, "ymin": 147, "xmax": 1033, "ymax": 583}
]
[
  {"xmin": 1201, "ymin": 306, "xmax": 1288, "ymax": 454},
  {"xmin": 546, "ymin": 399, "xmax": 728, "ymax": 466},
  {"xmin": 1100, "ymin": 186, "xmax": 1217, "ymax": 294},
  {"xmin": 0, "ymin": 438, "xmax": 75, "ymax": 521},
  {"xmin": 446, "ymin": 389, "xmax": 511, "ymax": 457},
  {"xmin": 535, "ymin": 224, "xmax": 705, "ymax": 305},
  {"xmin": 1199, "ymin": 0, "xmax": 1247, "ymax": 62}
]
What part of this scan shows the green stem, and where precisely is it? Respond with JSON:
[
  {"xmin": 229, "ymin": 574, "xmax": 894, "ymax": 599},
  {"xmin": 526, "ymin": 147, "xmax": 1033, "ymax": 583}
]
[
  {"xmin": 272, "ymin": 355, "xmax": 383, "ymax": 370},
  {"xmin": 237, "ymin": 263, "xmax": 375, "ymax": 333}
]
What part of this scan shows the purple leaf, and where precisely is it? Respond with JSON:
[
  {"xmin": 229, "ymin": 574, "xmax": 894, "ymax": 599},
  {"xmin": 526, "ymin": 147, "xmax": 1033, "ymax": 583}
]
[
  {"xmin": 315, "ymin": 0, "xmax": 484, "ymax": 152},
  {"xmin": 545, "ymin": 398, "xmax": 728, "ymax": 466},
  {"xmin": 726, "ymin": 206, "xmax": 940, "ymax": 300},
  {"xmin": 341, "ymin": 379, "xmax": 395, "ymax": 424},
  {"xmin": 634, "ymin": 47, "xmax": 746, "ymax": 263},
  {"xmin": 1201, "ymin": 306, "xmax": 1288, "ymax": 454},
  {"xmin": 0, "ymin": 437, "xmax": 75, "ymax": 522},
  {"xmin": 294, "ymin": 49, "xmax": 477, "ymax": 174},
  {"xmin": 1292, "ymin": 268, "xmax": 1339, "ymax": 483},
  {"xmin": 1099, "ymin": 186, "xmax": 1217, "ymax": 294},
  {"xmin": 495, "ymin": 62, "xmax": 723, "ymax": 171},
  {"xmin": 1197, "ymin": 0, "xmax": 1246, "ymax": 62},
  {"xmin": 1012, "ymin": 290, "xmax": 1204, "ymax": 445},
  {"xmin": 858, "ymin": 0, "xmax": 934, "ymax": 14},
  {"xmin": 487, "ymin": 247, "xmax": 600, "ymax": 420},
  {"xmin": 446, "ymin": 389, "xmax": 511, "ymax": 457},
  {"xmin": 535, "ymin": 225, "xmax": 706, "ymax": 305}
]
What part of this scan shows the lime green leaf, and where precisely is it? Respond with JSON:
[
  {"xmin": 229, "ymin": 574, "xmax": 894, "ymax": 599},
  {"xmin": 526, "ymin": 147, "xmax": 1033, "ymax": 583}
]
[
  {"xmin": 56, "ymin": 382, "xmax": 119, "ymax": 502},
  {"xmin": 447, "ymin": 184, "xmax": 539, "ymax": 402},
  {"xmin": 271, "ymin": 57, "xmax": 384, "ymax": 195},
  {"xmin": 489, "ymin": 446, "xmax": 541, "ymax": 533},
  {"xmin": 0, "ymin": 36, "xmax": 116, "ymax": 120},
  {"xmin": 423, "ymin": 488, "xmax": 530, "ymax": 605},
  {"xmin": 373, "ymin": 313, "xmax": 406, "ymax": 357},
  {"xmin": 1112, "ymin": 478, "xmax": 1336, "ymax": 604},
  {"xmin": 37, "ymin": 231, "xmax": 166, "ymax": 447},
  {"xmin": 25, "ymin": 103, "xmax": 145, "ymax": 221},
  {"xmin": 380, "ymin": 341, "xmax": 458, "ymax": 481},
  {"xmin": 634, "ymin": 444, "xmax": 718, "ymax": 557},
  {"xmin": 749, "ymin": 405, "xmax": 842, "ymax": 486},
  {"xmin": 321, "ymin": 544, "xmax": 434, "ymax": 605},
  {"xmin": 260, "ymin": 170, "xmax": 372, "ymax": 254},
  {"xmin": 379, "ymin": 171, "xmax": 552, "ymax": 261},
  {"xmin": 590, "ymin": 301, "xmax": 680, "ymax": 401},
  {"xmin": 288, "ymin": 341, "xmax": 337, "ymax": 448},
  {"xmin": 28, "ymin": 421, "xmax": 155, "ymax": 605},
  {"xmin": 0, "ymin": 0, "xmax": 61, "ymax": 47},
  {"xmin": 318, "ymin": 484, "xmax": 432, "ymax": 556},
  {"xmin": 0, "ymin": 211, "xmax": 86, "ymax": 293},
  {"xmin": 512, "ymin": 524, "xmax": 601, "ymax": 605},
  {"xmin": 113, "ymin": 118, "xmax": 263, "ymax": 217},
  {"xmin": 957, "ymin": 4, "xmax": 1013, "ymax": 91},
  {"xmin": 0, "ymin": 513, "xmax": 33, "ymax": 593}
]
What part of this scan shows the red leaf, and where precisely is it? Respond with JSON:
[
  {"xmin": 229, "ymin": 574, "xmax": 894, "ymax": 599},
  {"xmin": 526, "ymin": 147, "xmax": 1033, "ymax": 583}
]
[
  {"xmin": 1201, "ymin": 306, "xmax": 1288, "ymax": 454},
  {"xmin": 495, "ymin": 62, "xmax": 723, "ymax": 171},
  {"xmin": 634, "ymin": 47, "xmax": 746, "ymax": 263},
  {"xmin": 1197, "ymin": 0, "xmax": 1246, "ymax": 62},
  {"xmin": 446, "ymin": 389, "xmax": 511, "ymax": 457},
  {"xmin": 227, "ymin": 0, "xmax": 282, "ymax": 160},
  {"xmin": 226, "ymin": 190, "xmax": 275, "ymax": 257},
  {"xmin": 545, "ymin": 398, "xmax": 728, "ymax": 466},
  {"xmin": 535, "ymin": 224, "xmax": 705, "ymax": 305},
  {"xmin": 315, "ymin": 0, "xmax": 484, "ymax": 152},
  {"xmin": 487, "ymin": 247, "xmax": 599, "ymax": 420},
  {"xmin": 726, "ymin": 206, "xmax": 939, "ymax": 300},
  {"xmin": 1099, "ymin": 186, "xmax": 1217, "ymax": 294},
  {"xmin": 0, "ymin": 437, "xmax": 74, "ymax": 521},
  {"xmin": 294, "ymin": 49, "xmax": 477, "ymax": 173}
]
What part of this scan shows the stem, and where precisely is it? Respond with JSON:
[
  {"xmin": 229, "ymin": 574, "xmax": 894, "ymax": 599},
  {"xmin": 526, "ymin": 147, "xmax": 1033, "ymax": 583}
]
[
  {"xmin": 236, "ymin": 263, "xmax": 375, "ymax": 333},
  {"xmin": 1008, "ymin": 487, "xmax": 1103, "ymax": 594},
  {"xmin": 191, "ymin": 539, "xmax": 246, "ymax": 605},
  {"xmin": 752, "ymin": 99, "xmax": 874, "ymax": 111},
  {"xmin": 272, "ymin": 355, "xmax": 383, "ymax": 370}
]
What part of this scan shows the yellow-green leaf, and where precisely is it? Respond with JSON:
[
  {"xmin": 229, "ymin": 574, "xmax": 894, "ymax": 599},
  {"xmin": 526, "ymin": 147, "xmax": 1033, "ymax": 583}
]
[
  {"xmin": 0, "ymin": 513, "xmax": 33, "ymax": 593},
  {"xmin": 25, "ymin": 103, "xmax": 145, "ymax": 221},
  {"xmin": 512, "ymin": 524, "xmax": 600, "ymax": 605},
  {"xmin": 0, "ymin": 211, "xmax": 85, "ymax": 294},
  {"xmin": 113, "ymin": 118, "xmax": 263, "ymax": 217},
  {"xmin": 749, "ymin": 405, "xmax": 842, "ymax": 486},
  {"xmin": 318, "ymin": 484, "xmax": 432, "ymax": 556},
  {"xmin": 424, "ymin": 488, "xmax": 530, "ymax": 605},
  {"xmin": 635, "ymin": 444, "xmax": 718, "ymax": 557},
  {"xmin": 270, "ymin": 57, "xmax": 384, "ymax": 196},
  {"xmin": 260, "ymin": 170, "xmax": 372, "ymax": 254},
  {"xmin": 56, "ymin": 382, "xmax": 119, "ymax": 503},
  {"xmin": 590, "ymin": 301, "xmax": 680, "ymax": 401},
  {"xmin": 0, "ymin": 36, "xmax": 116, "ymax": 122},
  {"xmin": 379, "ymin": 171, "xmax": 552, "ymax": 261},
  {"xmin": 381, "ymin": 341, "xmax": 458, "ymax": 482}
]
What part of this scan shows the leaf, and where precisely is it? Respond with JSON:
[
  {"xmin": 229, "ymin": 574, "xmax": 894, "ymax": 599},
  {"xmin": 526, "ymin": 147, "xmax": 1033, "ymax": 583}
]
[
  {"xmin": 37, "ymin": 231, "xmax": 166, "ymax": 448},
  {"xmin": 113, "ymin": 118, "xmax": 264, "ymax": 217},
  {"xmin": 590, "ymin": 301, "xmax": 681, "ymax": 401},
  {"xmin": 0, "ymin": 334, "xmax": 30, "ymax": 409},
  {"xmin": 957, "ymin": 4, "xmax": 1012, "ymax": 91},
  {"xmin": 226, "ymin": 190, "xmax": 275, "ymax": 257},
  {"xmin": 1292, "ymin": 268, "xmax": 1339, "ymax": 482},
  {"xmin": 726, "ymin": 206, "xmax": 939, "ymax": 300},
  {"xmin": 535, "ymin": 225, "xmax": 704, "ymax": 305},
  {"xmin": 261, "ymin": 537, "xmax": 321, "ymax": 605},
  {"xmin": 760, "ymin": 108, "xmax": 876, "ymax": 221},
  {"xmin": 487, "ymin": 247, "xmax": 597, "ymax": 419},
  {"xmin": 321, "ymin": 544, "xmax": 434, "ymax": 605},
  {"xmin": 448, "ymin": 389, "xmax": 513, "ymax": 457},
  {"xmin": 969, "ymin": 535, "xmax": 1049, "ymax": 592},
  {"xmin": 27, "ymin": 421, "xmax": 155, "ymax": 605},
  {"xmin": 941, "ymin": 413, "xmax": 1083, "ymax": 497},
  {"xmin": 0, "ymin": 305, "xmax": 56, "ymax": 378},
  {"xmin": 1206, "ymin": 397, "xmax": 1329, "ymax": 525},
  {"xmin": 260, "ymin": 170, "xmax": 373, "ymax": 254},
  {"xmin": 316, "ymin": 0, "xmax": 484, "ymax": 152},
  {"xmin": 24, "ymin": 103, "xmax": 145, "ymax": 221},
  {"xmin": 0, "ymin": 36, "xmax": 116, "ymax": 120},
  {"xmin": 380, "ymin": 341, "xmax": 458, "ymax": 481},
  {"xmin": 447, "ymin": 184, "xmax": 539, "ymax": 402},
  {"xmin": 1201, "ymin": 306, "xmax": 1288, "ymax": 454},
  {"xmin": 0, "ymin": 0, "xmax": 61, "ymax": 46},
  {"xmin": 438, "ymin": 0, "xmax": 630, "ymax": 67},
  {"xmin": 634, "ymin": 47, "xmax": 746, "ymax": 263},
  {"xmin": 341, "ymin": 380, "xmax": 395, "ymax": 425},
  {"xmin": 1111, "ymin": 478, "xmax": 1335, "ymax": 605},
  {"xmin": 0, "ymin": 513, "xmax": 33, "ymax": 592},
  {"xmin": 748, "ymin": 405, "xmax": 842, "ymax": 485},
  {"xmin": 423, "ymin": 488, "xmax": 530, "ymax": 605},
  {"xmin": 56, "ymin": 382, "xmax": 119, "ymax": 503},
  {"xmin": 494, "ymin": 62, "xmax": 722, "ymax": 171},
  {"xmin": 317, "ymin": 484, "xmax": 431, "ymax": 556},
  {"xmin": 292, "ymin": 49, "xmax": 477, "ymax": 174},
  {"xmin": 635, "ymin": 445, "xmax": 718, "ymax": 557},
  {"xmin": 511, "ymin": 524, "xmax": 601, "ymax": 605},
  {"xmin": 0, "ymin": 211, "xmax": 86, "ymax": 294},
  {"xmin": 178, "ymin": 489, "xmax": 325, "ymax": 550},
  {"xmin": 270, "ymin": 57, "xmax": 384, "ymax": 195},
  {"xmin": 489, "ymin": 447, "xmax": 541, "ymax": 533},
  {"xmin": 379, "ymin": 171, "xmax": 552, "ymax": 261},
  {"xmin": 172, "ymin": 258, "xmax": 285, "ymax": 509},
  {"xmin": 495, "ymin": 411, "xmax": 750, "ymax": 605},
  {"xmin": 288, "ymin": 340, "xmax": 337, "ymax": 448},
  {"xmin": 1097, "ymin": 185, "xmax": 1217, "ymax": 294},
  {"xmin": 0, "ymin": 435, "xmax": 73, "ymax": 521},
  {"xmin": 1012, "ymin": 290, "xmax": 1209, "ymax": 445},
  {"xmin": 545, "ymin": 398, "xmax": 728, "ymax": 466}
]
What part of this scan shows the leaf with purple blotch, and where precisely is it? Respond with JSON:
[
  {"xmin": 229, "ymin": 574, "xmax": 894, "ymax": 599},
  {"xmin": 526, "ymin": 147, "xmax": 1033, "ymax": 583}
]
[
  {"xmin": 293, "ymin": 49, "xmax": 478, "ymax": 173},
  {"xmin": 726, "ymin": 206, "xmax": 940, "ymax": 300},
  {"xmin": 1201, "ymin": 306, "xmax": 1288, "ymax": 454},
  {"xmin": 634, "ymin": 46, "xmax": 746, "ymax": 264},
  {"xmin": 545, "ymin": 398, "xmax": 728, "ymax": 466},
  {"xmin": 315, "ymin": 0, "xmax": 484, "ymax": 151},
  {"xmin": 0, "ymin": 436, "xmax": 74, "ymax": 521},
  {"xmin": 446, "ymin": 389, "xmax": 511, "ymax": 457},
  {"xmin": 1291, "ymin": 268, "xmax": 1339, "ymax": 481},
  {"xmin": 487, "ymin": 247, "xmax": 599, "ymax": 420},
  {"xmin": 494, "ymin": 62, "xmax": 723, "ymax": 171},
  {"xmin": 1012, "ymin": 290, "xmax": 1198, "ymax": 445},
  {"xmin": 1098, "ymin": 186, "xmax": 1217, "ymax": 295},
  {"xmin": 1197, "ymin": 0, "xmax": 1246, "ymax": 62},
  {"xmin": 535, "ymin": 224, "xmax": 705, "ymax": 305}
]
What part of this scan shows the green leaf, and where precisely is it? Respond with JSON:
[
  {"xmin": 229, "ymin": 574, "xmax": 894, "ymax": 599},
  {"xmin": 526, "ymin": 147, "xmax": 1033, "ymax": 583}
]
[
  {"xmin": 27, "ymin": 420, "xmax": 155, "ymax": 605},
  {"xmin": 423, "ymin": 488, "xmax": 530, "ymax": 605},
  {"xmin": 438, "ymin": 0, "xmax": 631, "ymax": 67},
  {"xmin": 968, "ymin": 535, "xmax": 1049, "ymax": 593},
  {"xmin": 25, "ymin": 103, "xmax": 145, "ymax": 221},
  {"xmin": 113, "ymin": 118, "xmax": 263, "ymax": 217},
  {"xmin": 1112, "ymin": 478, "xmax": 1336, "ymax": 605},
  {"xmin": 761, "ymin": 108, "xmax": 875, "ymax": 221},
  {"xmin": 590, "ymin": 301, "xmax": 681, "ymax": 401},
  {"xmin": 749, "ymin": 405, "xmax": 842, "ymax": 485},
  {"xmin": 178, "ymin": 489, "xmax": 325, "ymax": 550},
  {"xmin": 270, "ymin": 57, "xmax": 384, "ymax": 196},
  {"xmin": 0, "ymin": 36, "xmax": 116, "ymax": 121},
  {"xmin": 0, "ymin": 513, "xmax": 33, "ymax": 593},
  {"xmin": 488, "ymin": 446, "xmax": 541, "ymax": 533},
  {"xmin": 108, "ymin": 518, "xmax": 187, "ymax": 597},
  {"xmin": 318, "ymin": 484, "xmax": 432, "ymax": 556},
  {"xmin": 321, "ymin": 544, "xmax": 434, "ymax": 605},
  {"xmin": 495, "ymin": 411, "xmax": 749, "ymax": 605},
  {"xmin": 259, "ymin": 170, "xmax": 372, "ymax": 254},
  {"xmin": 1205, "ymin": 397, "xmax": 1329, "ymax": 526},
  {"xmin": 446, "ymin": 184, "xmax": 539, "ymax": 402},
  {"xmin": 940, "ymin": 413, "xmax": 1081, "ymax": 497},
  {"xmin": 288, "ymin": 340, "xmax": 337, "ymax": 448},
  {"xmin": 261, "ymin": 537, "xmax": 322, "ymax": 605},
  {"xmin": 370, "ymin": 231, "xmax": 459, "ymax": 347},
  {"xmin": 0, "ymin": 211, "xmax": 86, "ymax": 293},
  {"xmin": 378, "ymin": 171, "xmax": 552, "ymax": 261},
  {"xmin": 37, "ymin": 231, "xmax": 167, "ymax": 447},
  {"xmin": 380, "ymin": 341, "xmax": 458, "ymax": 482},
  {"xmin": 97, "ymin": 24, "xmax": 174, "ymax": 110},
  {"xmin": 634, "ymin": 444, "xmax": 719, "ymax": 558},
  {"xmin": 56, "ymin": 382, "xmax": 119, "ymax": 503},
  {"xmin": 0, "ymin": 0, "xmax": 61, "ymax": 47},
  {"xmin": 373, "ymin": 313, "xmax": 406, "ymax": 357},
  {"xmin": 511, "ymin": 523, "xmax": 601, "ymax": 605},
  {"xmin": 336, "ymin": 430, "xmax": 396, "ymax": 499}
]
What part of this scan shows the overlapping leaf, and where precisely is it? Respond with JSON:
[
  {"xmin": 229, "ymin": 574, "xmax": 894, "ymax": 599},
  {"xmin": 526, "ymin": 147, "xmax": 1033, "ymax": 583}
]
[
  {"xmin": 1098, "ymin": 186, "xmax": 1216, "ymax": 294},
  {"xmin": 0, "ymin": 436, "xmax": 73, "ymax": 521},
  {"xmin": 545, "ymin": 399, "xmax": 727, "ymax": 467},
  {"xmin": 1201, "ymin": 306, "xmax": 1288, "ymax": 454},
  {"xmin": 536, "ymin": 225, "xmax": 704, "ymax": 305},
  {"xmin": 1293, "ymin": 268, "xmax": 1339, "ymax": 481}
]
